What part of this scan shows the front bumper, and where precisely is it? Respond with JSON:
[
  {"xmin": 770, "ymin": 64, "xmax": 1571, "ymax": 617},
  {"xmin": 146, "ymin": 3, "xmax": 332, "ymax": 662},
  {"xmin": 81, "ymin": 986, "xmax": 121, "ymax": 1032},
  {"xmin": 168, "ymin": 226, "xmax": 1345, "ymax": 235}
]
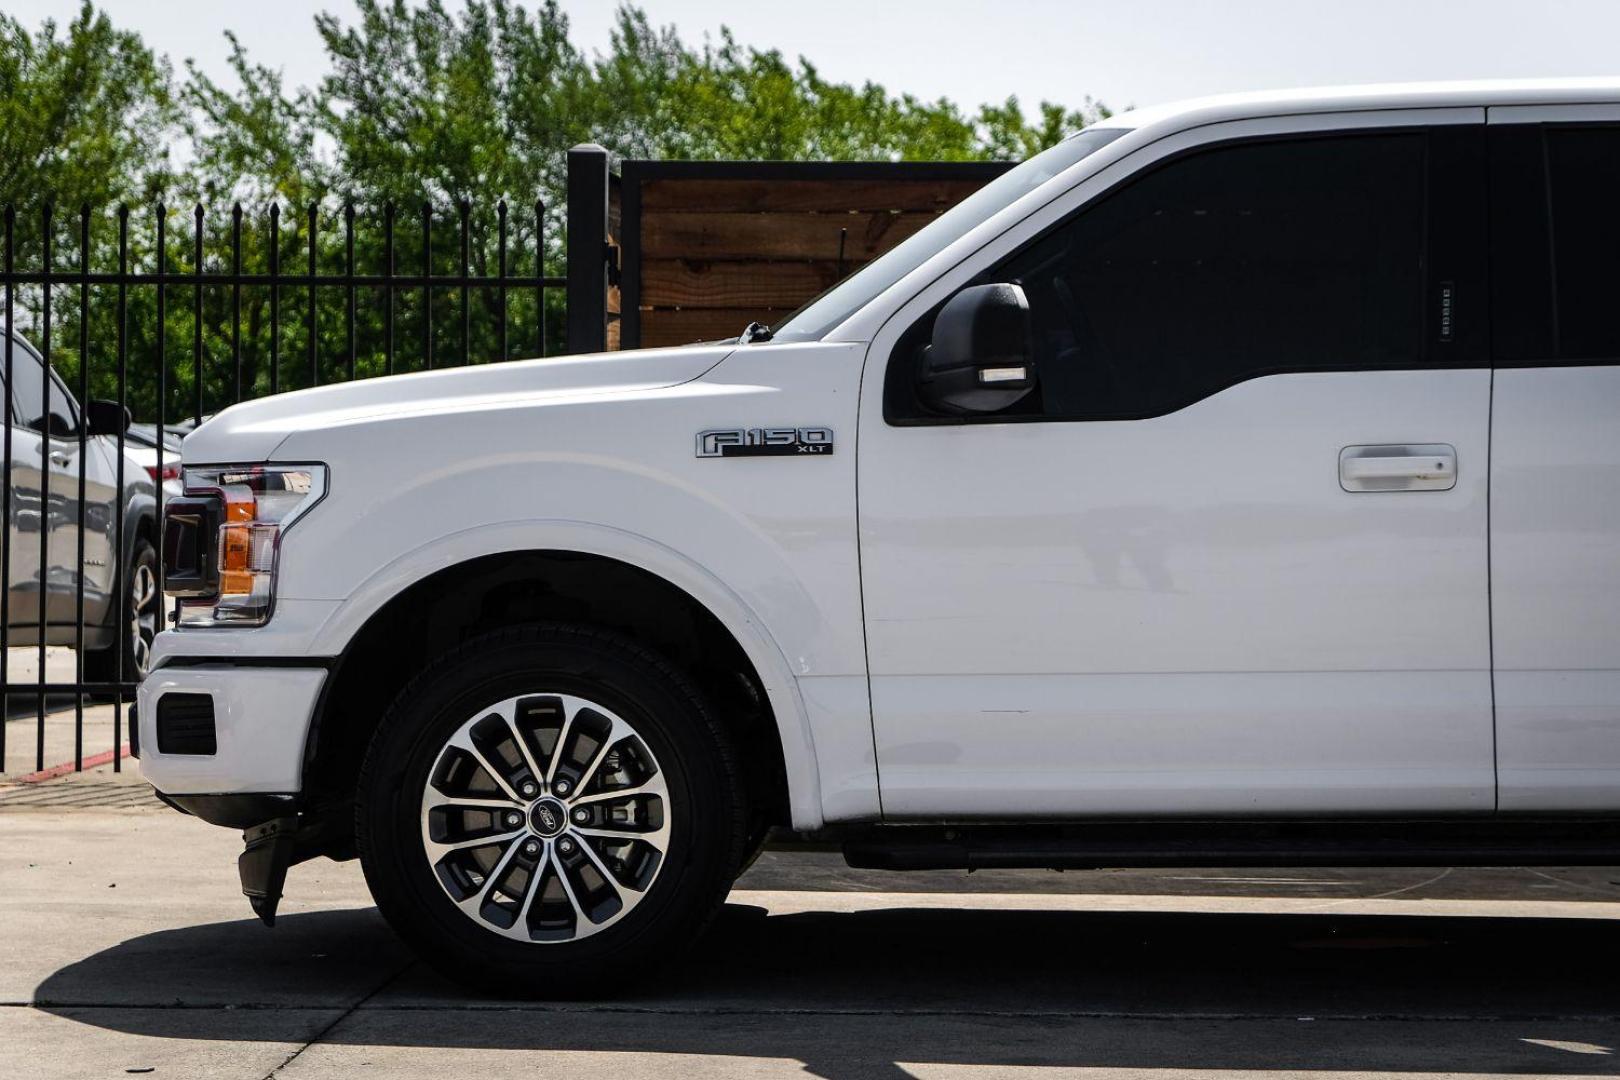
[{"xmin": 137, "ymin": 663, "xmax": 327, "ymax": 799}]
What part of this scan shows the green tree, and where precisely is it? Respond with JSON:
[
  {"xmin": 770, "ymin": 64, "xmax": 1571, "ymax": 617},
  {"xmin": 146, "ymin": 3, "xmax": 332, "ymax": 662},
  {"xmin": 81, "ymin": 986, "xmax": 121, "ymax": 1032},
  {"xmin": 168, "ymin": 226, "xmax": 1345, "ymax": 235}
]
[
  {"xmin": 0, "ymin": 1, "xmax": 177, "ymax": 213},
  {"xmin": 3, "ymin": 0, "xmax": 1112, "ymax": 417},
  {"xmin": 0, "ymin": 2, "xmax": 182, "ymax": 420}
]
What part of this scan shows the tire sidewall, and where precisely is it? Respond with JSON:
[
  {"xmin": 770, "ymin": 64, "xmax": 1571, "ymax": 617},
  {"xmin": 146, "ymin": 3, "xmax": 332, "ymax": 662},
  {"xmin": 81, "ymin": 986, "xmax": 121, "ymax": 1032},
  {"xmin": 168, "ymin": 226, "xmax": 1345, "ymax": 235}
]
[{"xmin": 359, "ymin": 629, "xmax": 740, "ymax": 993}]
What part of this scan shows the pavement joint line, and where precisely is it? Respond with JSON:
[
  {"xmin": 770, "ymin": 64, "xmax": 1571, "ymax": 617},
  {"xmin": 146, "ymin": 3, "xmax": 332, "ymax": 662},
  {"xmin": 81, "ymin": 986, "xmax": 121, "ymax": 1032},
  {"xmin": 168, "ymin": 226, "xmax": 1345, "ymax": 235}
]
[
  {"xmin": 3, "ymin": 1002, "xmax": 344, "ymax": 1011},
  {"xmin": 10, "ymin": 1002, "xmax": 1620, "ymax": 1023},
  {"xmin": 258, "ymin": 958, "xmax": 417, "ymax": 1080}
]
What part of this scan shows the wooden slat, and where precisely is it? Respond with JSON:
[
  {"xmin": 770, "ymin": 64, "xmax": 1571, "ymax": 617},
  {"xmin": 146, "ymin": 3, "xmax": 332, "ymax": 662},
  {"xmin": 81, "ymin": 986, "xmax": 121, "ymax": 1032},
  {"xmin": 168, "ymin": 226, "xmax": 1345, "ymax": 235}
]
[
  {"xmin": 640, "ymin": 177, "xmax": 990, "ymax": 214},
  {"xmin": 640, "ymin": 259, "xmax": 853, "ymax": 309},
  {"xmin": 639, "ymin": 308, "xmax": 785, "ymax": 348},
  {"xmin": 641, "ymin": 210, "xmax": 935, "ymax": 261}
]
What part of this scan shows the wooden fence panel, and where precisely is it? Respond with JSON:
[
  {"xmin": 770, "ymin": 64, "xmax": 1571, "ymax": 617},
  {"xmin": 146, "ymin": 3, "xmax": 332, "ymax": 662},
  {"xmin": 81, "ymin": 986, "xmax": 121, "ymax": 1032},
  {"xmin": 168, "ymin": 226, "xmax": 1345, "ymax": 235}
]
[{"xmin": 620, "ymin": 163, "xmax": 1010, "ymax": 350}]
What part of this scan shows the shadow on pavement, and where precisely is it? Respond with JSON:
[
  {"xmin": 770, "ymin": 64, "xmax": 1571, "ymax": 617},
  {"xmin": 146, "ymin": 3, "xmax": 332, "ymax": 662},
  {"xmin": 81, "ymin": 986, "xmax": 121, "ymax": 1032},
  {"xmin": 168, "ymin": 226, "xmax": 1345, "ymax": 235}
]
[{"xmin": 34, "ymin": 902, "xmax": 1620, "ymax": 1077}]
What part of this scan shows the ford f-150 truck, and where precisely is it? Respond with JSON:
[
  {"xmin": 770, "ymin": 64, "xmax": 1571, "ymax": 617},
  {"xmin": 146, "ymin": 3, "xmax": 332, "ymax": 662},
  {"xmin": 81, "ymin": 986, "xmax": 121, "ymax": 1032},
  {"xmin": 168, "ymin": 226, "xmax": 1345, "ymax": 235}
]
[{"xmin": 140, "ymin": 79, "xmax": 1620, "ymax": 995}]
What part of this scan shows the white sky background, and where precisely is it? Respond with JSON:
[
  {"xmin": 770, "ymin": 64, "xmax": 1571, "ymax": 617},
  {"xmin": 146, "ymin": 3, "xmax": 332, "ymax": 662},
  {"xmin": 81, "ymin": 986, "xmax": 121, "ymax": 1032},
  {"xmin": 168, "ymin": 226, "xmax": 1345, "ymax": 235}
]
[{"xmin": 9, "ymin": 0, "xmax": 1620, "ymax": 119}]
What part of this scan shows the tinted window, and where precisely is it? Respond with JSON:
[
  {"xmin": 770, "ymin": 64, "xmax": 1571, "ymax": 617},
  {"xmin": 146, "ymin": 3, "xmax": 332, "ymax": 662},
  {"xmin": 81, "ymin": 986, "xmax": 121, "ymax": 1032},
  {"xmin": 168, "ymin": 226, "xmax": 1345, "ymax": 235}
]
[
  {"xmin": 6, "ymin": 335, "xmax": 77, "ymax": 436},
  {"xmin": 891, "ymin": 133, "xmax": 1431, "ymax": 422},
  {"xmin": 1491, "ymin": 124, "xmax": 1620, "ymax": 365},
  {"xmin": 1548, "ymin": 127, "xmax": 1620, "ymax": 360}
]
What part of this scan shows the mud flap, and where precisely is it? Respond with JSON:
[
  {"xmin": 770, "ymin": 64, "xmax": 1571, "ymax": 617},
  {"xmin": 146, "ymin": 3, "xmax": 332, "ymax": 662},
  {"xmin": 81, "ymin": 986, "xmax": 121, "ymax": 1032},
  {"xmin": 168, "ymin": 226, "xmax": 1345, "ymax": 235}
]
[{"xmin": 239, "ymin": 816, "xmax": 298, "ymax": 926}]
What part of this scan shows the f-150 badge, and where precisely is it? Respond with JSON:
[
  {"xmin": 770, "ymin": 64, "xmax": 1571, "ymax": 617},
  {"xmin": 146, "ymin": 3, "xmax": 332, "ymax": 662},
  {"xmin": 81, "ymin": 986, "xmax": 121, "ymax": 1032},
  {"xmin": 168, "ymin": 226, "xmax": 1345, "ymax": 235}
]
[{"xmin": 696, "ymin": 427, "xmax": 834, "ymax": 458}]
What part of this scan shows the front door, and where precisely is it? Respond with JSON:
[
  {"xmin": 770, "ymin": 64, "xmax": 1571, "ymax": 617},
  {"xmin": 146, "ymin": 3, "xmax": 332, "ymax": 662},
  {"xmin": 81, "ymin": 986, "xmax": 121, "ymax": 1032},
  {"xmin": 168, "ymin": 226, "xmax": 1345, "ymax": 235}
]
[{"xmin": 858, "ymin": 122, "xmax": 1496, "ymax": 817}]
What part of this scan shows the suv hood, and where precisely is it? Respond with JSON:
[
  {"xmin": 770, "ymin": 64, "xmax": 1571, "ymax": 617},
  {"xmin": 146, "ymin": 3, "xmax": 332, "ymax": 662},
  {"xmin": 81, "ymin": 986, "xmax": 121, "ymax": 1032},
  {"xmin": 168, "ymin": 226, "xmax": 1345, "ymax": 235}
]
[{"xmin": 183, "ymin": 345, "xmax": 735, "ymax": 464}]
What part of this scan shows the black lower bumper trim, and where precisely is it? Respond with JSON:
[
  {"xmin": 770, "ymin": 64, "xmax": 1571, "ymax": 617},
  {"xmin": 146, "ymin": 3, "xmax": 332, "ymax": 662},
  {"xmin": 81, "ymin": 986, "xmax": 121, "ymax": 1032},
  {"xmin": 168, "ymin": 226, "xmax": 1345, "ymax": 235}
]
[{"xmin": 161, "ymin": 792, "xmax": 299, "ymax": 829}]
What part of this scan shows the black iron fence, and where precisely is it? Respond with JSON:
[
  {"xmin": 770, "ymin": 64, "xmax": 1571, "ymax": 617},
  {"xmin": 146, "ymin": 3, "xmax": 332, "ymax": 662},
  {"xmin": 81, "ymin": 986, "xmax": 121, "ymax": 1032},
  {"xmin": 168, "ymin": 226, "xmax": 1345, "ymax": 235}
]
[{"xmin": 0, "ymin": 144, "xmax": 616, "ymax": 777}]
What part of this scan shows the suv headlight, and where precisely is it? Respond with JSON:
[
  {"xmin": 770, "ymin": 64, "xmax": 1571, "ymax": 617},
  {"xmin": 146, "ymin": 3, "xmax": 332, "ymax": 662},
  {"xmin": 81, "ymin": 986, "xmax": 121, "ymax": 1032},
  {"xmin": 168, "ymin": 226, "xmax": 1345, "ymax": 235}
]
[{"xmin": 162, "ymin": 464, "xmax": 328, "ymax": 627}]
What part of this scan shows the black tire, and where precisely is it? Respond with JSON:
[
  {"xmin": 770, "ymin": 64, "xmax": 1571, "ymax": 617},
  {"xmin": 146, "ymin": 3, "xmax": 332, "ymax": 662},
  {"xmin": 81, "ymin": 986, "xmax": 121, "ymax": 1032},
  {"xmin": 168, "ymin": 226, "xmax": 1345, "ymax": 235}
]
[
  {"xmin": 357, "ymin": 623, "xmax": 747, "ymax": 997},
  {"xmin": 84, "ymin": 535, "xmax": 159, "ymax": 695}
]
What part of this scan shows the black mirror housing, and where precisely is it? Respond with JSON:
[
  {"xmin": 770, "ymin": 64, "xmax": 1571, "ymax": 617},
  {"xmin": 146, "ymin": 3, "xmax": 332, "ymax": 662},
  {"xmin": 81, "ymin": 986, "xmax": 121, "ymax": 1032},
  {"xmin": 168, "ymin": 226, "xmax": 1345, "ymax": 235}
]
[
  {"xmin": 918, "ymin": 283, "xmax": 1036, "ymax": 415},
  {"xmin": 85, "ymin": 399, "xmax": 131, "ymax": 437}
]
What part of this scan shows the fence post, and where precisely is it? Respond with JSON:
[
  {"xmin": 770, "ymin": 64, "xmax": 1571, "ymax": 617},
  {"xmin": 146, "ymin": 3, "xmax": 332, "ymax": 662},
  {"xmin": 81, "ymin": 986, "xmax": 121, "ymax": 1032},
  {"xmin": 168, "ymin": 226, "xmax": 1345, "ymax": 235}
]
[{"xmin": 566, "ymin": 142, "xmax": 610, "ymax": 354}]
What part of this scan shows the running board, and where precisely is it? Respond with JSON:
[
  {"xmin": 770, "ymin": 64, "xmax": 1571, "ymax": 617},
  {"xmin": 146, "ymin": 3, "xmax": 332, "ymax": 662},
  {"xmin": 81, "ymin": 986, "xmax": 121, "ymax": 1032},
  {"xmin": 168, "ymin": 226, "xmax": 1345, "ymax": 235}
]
[{"xmin": 840, "ymin": 820, "xmax": 1620, "ymax": 871}]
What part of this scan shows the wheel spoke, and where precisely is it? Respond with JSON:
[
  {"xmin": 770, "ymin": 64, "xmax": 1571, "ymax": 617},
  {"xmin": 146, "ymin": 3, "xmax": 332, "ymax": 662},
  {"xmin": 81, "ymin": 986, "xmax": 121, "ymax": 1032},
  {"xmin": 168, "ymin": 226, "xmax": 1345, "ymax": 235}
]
[
  {"xmin": 551, "ymin": 847, "xmax": 592, "ymax": 930},
  {"xmin": 422, "ymin": 789, "xmax": 521, "ymax": 813},
  {"xmin": 544, "ymin": 704, "xmax": 577, "ymax": 785},
  {"xmin": 503, "ymin": 712, "xmax": 545, "ymax": 789},
  {"xmin": 574, "ymin": 822, "xmax": 669, "ymax": 852},
  {"xmin": 423, "ymin": 825, "xmax": 524, "ymax": 860},
  {"xmin": 448, "ymin": 729, "xmax": 525, "ymax": 803},
  {"xmin": 511, "ymin": 844, "xmax": 548, "ymax": 932},
  {"xmin": 457, "ymin": 837, "xmax": 523, "ymax": 917},
  {"xmin": 570, "ymin": 773, "xmax": 667, "ymax": 807},
  {"xmin": 573, "ymin": 830, "xmax": 651, "ymax": 895},
  {"xmin": 131, "ymin": 566, "xmax": 156, "ymax": 612},
  {"xmin": 574, "ymin": 717, "xmax": 632, "ymax": 794},
  {"xmin": 131, "ymin": 632, "xmax": 151, "ymax": 674}
]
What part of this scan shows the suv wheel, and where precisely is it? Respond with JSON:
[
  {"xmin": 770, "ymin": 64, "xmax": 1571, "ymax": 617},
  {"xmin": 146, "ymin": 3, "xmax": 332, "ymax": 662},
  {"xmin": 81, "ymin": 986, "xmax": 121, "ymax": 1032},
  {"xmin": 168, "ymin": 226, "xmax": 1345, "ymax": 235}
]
[
  {"xmin": 357, "ymin": 624, "xmax": 746, "ymax": 996},
  {"xmin": 85, "ymin": 537, "xmax": 159, "ymax": 692}
]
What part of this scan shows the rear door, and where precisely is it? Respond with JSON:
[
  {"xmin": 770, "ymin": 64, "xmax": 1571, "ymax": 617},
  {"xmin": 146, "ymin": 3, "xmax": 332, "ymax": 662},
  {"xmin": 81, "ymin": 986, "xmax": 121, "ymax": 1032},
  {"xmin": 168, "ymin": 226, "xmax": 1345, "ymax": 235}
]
[
  {"xmin": 1487, "ymin": 106, "xmax": 1620, "ymax": 810},
  {"xmin": 6, "ymin": 336, "xmax": 108, "ymax": 632},
  {"xmin": 858, "ymin": 113, "xmax": 1496, "ymax": 817}
]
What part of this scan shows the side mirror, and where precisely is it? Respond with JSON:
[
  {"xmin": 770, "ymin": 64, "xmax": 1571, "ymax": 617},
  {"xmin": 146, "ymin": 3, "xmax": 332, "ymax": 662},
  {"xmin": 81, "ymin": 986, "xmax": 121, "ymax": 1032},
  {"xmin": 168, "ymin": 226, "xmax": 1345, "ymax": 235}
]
[
  {"xmin": 85, "ymin": 399, "xmax": 131, "ymax": 437},
  {"xmin": 918, "ymin": 283, "xmax": 1036, "ymax": 415}
]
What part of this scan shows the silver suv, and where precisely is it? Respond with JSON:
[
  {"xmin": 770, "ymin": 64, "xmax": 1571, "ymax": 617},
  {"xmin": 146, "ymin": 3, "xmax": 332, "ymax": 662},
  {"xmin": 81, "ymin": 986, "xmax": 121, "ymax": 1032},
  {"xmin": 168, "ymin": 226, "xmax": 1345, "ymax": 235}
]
[{"xmin": 4, "ymin": 330, "xmax": 159, "ymax": 683}]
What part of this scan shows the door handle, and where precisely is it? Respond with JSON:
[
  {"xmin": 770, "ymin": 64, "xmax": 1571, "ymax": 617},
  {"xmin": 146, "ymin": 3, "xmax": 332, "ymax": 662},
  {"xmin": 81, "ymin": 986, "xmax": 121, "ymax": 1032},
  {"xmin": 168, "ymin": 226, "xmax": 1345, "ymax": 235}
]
[
  {"xmin": 48, "ymin": 450, "xmax": 73, "ymax": 468},
  {"xmin": 1340, "ymin": 444, "xmax": 1456, "ymax": 492}
]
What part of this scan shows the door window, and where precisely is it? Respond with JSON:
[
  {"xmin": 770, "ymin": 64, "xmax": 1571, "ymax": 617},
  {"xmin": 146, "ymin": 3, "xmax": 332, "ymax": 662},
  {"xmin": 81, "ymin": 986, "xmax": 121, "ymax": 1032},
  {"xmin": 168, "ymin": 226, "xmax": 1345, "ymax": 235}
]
[
  {"xmin": 1490, "ymin": 124, "xmax": 1620, "ymax": 364},
  {"xmin": 889, "ymin": 133, "xmax": 1434, "ymax": 422},
  {"xmin": 6, "ymin": 335, "xmax": 78, "ymax": 436}
]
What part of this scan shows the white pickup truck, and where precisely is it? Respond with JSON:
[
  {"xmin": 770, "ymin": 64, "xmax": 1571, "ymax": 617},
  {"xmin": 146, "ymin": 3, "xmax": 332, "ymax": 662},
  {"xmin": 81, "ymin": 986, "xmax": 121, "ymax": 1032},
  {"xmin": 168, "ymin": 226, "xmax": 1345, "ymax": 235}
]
[{"xmin": 140, "ymin": 79, "xmax": 1620, "ymax": 995}]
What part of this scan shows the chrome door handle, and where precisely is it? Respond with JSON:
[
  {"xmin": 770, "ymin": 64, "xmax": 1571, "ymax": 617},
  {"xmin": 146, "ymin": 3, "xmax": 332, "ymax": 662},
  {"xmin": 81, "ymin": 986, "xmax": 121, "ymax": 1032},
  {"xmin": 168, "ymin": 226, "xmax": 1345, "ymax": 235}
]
[
  {"xmin": 48, "ymin": 450, "xmax": 73, "ymax": 467},
  {"xmin": 1340, "ymin": 444, "xmax": 1456, "ymax": 492}
]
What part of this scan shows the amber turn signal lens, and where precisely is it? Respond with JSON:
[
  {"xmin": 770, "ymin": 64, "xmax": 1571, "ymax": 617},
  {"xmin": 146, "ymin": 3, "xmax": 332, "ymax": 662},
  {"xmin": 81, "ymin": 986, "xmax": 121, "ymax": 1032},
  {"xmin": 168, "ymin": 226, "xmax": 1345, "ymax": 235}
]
[{"xmin": 220, "ymin": 524, "xmax": 252, "ymax": 572}]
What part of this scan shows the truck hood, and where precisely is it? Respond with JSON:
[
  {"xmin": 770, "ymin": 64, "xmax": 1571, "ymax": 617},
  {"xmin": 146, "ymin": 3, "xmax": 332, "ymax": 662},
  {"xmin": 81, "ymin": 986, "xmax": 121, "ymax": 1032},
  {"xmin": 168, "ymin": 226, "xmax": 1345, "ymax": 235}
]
[{"xmin": 182, "ymin": 344, "xmax": 735, "ymax": 464}]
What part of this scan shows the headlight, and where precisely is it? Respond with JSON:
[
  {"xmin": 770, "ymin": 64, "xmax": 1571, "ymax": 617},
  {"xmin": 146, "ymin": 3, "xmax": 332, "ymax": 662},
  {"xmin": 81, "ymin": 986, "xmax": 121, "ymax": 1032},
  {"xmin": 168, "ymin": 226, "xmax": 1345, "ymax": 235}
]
[{"xmin": 163, "ymin": 464, "xmax": 327, "ymax": 627}]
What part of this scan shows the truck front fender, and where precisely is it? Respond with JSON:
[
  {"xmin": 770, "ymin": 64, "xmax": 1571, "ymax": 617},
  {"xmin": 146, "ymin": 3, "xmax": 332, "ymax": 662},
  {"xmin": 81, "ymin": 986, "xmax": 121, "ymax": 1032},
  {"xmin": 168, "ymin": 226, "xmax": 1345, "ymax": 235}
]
[{"xmin": 307, "ymin": 519, "xmax": 830, "ymax": 830}]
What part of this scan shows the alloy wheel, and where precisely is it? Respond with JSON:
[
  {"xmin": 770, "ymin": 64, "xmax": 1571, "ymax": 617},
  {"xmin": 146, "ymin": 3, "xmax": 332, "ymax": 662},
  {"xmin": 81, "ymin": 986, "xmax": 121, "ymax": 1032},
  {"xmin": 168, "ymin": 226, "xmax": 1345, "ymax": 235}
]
[
  {"xmin": 418, "ymin": 692, "xmax": 671, "ymax": 943},
  {"xmin": 128, "ymin": 560, "xmax": 158, "ymax": 678}
]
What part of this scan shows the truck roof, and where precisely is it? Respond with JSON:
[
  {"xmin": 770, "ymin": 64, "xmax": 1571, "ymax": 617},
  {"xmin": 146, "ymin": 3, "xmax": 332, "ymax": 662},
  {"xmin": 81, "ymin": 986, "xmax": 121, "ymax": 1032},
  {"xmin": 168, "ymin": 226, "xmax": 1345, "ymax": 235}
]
[{"xmin": 1094, "ymin": 77, "xmax": 1620, "ymax": 132}]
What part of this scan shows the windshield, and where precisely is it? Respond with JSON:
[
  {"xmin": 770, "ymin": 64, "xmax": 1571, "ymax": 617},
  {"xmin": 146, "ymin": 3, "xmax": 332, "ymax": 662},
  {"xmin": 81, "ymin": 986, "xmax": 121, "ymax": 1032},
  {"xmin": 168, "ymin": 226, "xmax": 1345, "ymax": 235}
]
[{"xmin": 767, "ymin": 127, "xmax": 1129, "ymax": 343}]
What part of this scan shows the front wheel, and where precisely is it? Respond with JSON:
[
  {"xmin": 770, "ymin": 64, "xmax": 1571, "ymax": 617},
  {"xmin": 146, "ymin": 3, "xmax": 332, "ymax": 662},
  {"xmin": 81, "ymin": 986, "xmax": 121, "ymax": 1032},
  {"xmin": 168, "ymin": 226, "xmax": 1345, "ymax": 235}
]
[
  {"xmin": 84, "ymin": 536, "xmax": 159, "ymax": 692},
  {"xmin": 357, "ymin": 624, "xmax": 746, "ymax": 997}
]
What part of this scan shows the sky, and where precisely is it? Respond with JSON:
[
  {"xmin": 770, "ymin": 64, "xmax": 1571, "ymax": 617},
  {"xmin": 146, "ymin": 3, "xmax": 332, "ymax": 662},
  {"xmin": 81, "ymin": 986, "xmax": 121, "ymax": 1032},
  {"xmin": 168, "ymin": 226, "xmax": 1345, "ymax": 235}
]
[{"xmin": 10, "ymin": 0, "xmax": 1620, "ymax": 118}]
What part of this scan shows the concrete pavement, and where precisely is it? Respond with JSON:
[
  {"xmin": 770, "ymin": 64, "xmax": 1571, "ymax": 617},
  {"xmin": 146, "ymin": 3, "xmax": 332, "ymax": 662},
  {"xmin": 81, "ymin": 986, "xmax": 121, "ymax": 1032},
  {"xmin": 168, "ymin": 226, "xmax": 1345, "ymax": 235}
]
[
  {"xmin": 2, "ymin": 645, "xmax": 131, "ymax": 777},
  {"xmin": 3, "ymin": 786, "xmax": 1620, "ymax": 1078}
]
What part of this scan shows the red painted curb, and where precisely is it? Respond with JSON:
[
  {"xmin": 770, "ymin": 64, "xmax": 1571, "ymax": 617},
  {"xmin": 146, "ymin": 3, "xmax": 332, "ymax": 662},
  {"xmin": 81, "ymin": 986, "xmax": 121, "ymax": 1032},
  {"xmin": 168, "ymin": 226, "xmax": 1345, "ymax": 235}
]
[{"xmin": 16, "ymin": 745, "xmax": 132, "ymax": 784}]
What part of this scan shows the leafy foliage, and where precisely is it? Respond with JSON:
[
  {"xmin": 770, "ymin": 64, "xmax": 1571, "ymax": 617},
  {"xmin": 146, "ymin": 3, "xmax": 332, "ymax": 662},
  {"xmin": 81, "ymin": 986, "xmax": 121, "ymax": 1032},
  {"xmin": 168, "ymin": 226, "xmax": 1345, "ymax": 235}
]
[{"xmin": 1, "ymin": 1, "xmax": 1108, "ymax": 419}]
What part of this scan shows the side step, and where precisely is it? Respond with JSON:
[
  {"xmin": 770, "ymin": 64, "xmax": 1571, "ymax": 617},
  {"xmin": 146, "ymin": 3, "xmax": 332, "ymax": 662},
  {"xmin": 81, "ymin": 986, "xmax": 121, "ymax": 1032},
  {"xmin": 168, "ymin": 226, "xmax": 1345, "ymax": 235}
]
[{"xmin": 840, "ymin": 819, "xmax": 1620, "ymax": 871}]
